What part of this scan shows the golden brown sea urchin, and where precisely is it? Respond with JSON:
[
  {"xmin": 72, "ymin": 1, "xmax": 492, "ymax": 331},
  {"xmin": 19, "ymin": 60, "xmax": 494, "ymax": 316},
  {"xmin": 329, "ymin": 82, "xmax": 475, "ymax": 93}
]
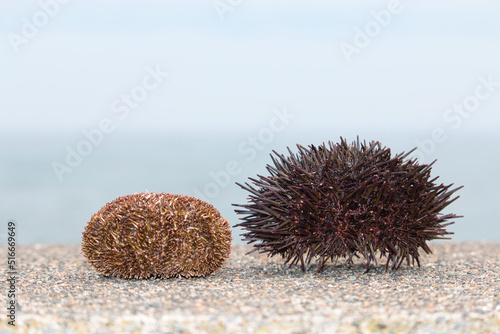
[
  {"xmin": 234, "ymin": 138, "xmax": 462, "ymax": 272},
  {"xmin": 82, "ymin": 193, "xmax": 232, "ymax": 279}
]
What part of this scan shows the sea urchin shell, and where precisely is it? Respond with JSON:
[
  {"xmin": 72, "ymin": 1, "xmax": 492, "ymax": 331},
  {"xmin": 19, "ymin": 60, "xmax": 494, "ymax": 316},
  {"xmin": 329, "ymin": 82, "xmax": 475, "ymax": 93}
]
[
  {"xmin": 234, "ymin": 138, "xmax": 462, "ymax": 272},
  {"xmin": 82, "ymin": 193, "xmax": 232, "ymax": 279}
]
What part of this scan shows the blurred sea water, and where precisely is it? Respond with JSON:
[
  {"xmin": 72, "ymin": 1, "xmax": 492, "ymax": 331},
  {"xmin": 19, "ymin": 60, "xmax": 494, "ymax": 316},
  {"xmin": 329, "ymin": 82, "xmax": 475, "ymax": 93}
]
[{"xmin": 1, "ymin": 129, "xmax": 499, "ymax": 244}]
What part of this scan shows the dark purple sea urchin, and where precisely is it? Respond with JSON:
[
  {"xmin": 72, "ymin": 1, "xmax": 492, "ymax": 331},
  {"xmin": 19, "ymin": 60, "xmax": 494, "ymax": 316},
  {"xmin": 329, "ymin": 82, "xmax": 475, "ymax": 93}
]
[
  {"xmin": 234, "ymin": 138, "xmax": 462, "ymax": 272},
  {"xmin": 82, "ymin": 193, "xmax": 231, "ymax": 279}
]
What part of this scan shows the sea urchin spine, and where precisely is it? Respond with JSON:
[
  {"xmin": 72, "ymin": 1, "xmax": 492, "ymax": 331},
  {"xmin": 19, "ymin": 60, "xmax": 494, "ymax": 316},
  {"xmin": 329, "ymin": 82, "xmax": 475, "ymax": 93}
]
[
  {"xmin": 234, "ymin": 138, "xmax": 462, "ymax": 272},
  {"xmin": 82, "ymin": 193, "xmax": 232, "ymax": 279}
]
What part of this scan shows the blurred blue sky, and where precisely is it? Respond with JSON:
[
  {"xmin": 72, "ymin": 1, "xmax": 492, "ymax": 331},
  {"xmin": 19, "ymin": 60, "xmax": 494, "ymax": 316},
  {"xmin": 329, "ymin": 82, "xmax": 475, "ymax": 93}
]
[
  {"xmin": 1, "ymin": 1, "xmax": 499, "ymax": 243},
  {"xmin": 1, "ymin": 0, "xmax": 499, "ymax": 133}
]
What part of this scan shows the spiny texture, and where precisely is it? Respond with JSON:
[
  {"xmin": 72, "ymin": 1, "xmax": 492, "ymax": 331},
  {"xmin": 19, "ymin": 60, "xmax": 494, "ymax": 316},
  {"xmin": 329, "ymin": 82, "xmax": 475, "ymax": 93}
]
[
  {"xmin": 82, "ymin": 193, "xmax": 232, "ymax": 279},
  {"xmin": 234, "ymin": 138, "xmax": 462, "ymax": 272}
]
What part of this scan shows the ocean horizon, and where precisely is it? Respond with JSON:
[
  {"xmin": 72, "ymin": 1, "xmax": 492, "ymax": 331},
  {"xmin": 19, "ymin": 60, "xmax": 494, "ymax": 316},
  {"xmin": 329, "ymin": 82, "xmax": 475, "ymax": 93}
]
[{"xmin": 1, "ymin": 128, "xmax": 498, "ymax": 244}]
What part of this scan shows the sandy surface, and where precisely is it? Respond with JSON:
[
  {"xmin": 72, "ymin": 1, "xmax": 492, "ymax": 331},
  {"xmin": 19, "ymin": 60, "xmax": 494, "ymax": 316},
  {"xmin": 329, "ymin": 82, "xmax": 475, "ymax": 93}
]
[{"xmin": 2, "ymin": 242, "xmax": 499, "ymax": 334}]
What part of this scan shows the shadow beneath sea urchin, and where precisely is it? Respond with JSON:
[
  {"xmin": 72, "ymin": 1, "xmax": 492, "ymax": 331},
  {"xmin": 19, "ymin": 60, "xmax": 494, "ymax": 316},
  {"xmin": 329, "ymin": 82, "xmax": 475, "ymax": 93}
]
[{"xmin": 313, "ymin": 263, "xmax": 424, "ymax": 277}]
